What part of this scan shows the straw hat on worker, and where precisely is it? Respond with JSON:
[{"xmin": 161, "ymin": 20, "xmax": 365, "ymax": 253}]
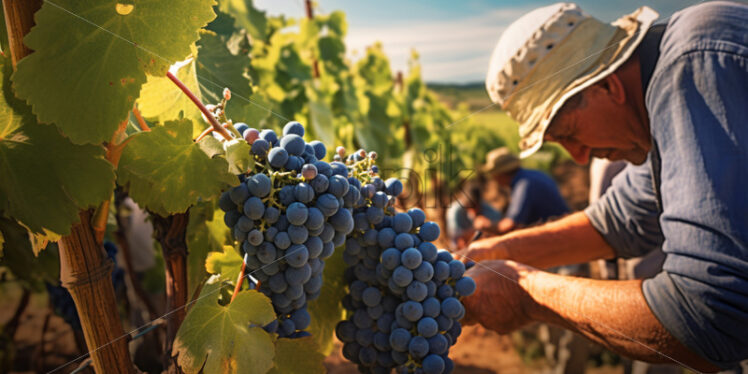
[
  {"xmin": 485, "ymin": 3, "xmax": 658, "ymax": 158},
  {"xmin": 481, "ymin": 147, "xmax": 520, "ymax": 176}
]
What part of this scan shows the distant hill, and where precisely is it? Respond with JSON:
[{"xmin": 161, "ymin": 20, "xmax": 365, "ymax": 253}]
[{"xmin": 426, "ymin": 82, "xmax": 496, "ymax": 112}]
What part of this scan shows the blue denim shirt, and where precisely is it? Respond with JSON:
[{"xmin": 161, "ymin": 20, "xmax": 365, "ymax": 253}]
[
  {"xmin": 507, "ymin": 168, "xmax": 569, "ymax": 225},
  {"xmin": 585, "ymin": 2, "xmax": 748, "ymax": 368}
]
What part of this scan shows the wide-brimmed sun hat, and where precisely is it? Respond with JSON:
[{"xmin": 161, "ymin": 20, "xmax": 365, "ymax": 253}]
[
  {"xmin": 485, "ymin": 3, "xmax": 658, "ymax": 158},
  {"xmin": 481, "ymin": 147, "xmax": 521, "ymax": 175}
]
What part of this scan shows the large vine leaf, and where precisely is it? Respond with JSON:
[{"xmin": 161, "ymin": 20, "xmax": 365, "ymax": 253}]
[
  {"xmin": 195, "ymin": 30, "xmax": 253, "ymax": 121},
  {"xmin": 216, "ymin": 0, "xmax": 267, "ymax": 41},
  {"xmin": 137, "ymin": 57, "xmax": 204, "ymax": 137},
  {"xmin": 267, "ymin": 337, "xmax": 325, "ymax": 374},
  {"xmin": 0, "ymin": 57, "xmax": 115, "ymax": 235},
  {"xmin": 307, "ymin": 243, "xmax": 346, "ymax": 355},
  {"xmin": 12, "ymin": 0, "xmax": 216, "ymax": 144},
  {"xmin": 117, "ymin": 119, "xmax": 237, "ymax": 216},
  {"xmin": 205, "ymin": 245, "xmax": 242, "ymax": 284},
  {"xmin": 173, "ymin": 279, "xmax": 276, "ymax": 374}
]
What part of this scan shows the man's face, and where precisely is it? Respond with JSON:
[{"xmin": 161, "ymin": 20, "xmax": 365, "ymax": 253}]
[{"xmin": 543, "ymin": 81, "xmax": 651, "ymax": 165}]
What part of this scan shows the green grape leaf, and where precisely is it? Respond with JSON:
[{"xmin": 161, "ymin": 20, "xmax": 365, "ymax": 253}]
[
  {"xmin": 12, "ymin": 0, "xmax": 216, "ymax": 144},
  {"xmin": 0, "ymin": 57, "xmax": 115, "ymax": 235},
  {"xmin": 268, "ymin": 336, "xmax": 325, "ymax": 374},
  {"xmin": 117, "ymin": 119, "xmax": 237, "ymax": 216},
  {"xmin": 307, "ymin": 243, "xmax": 346, "ymax": 355},
  {"xmin": 173, "ymin": 279, "xmax": 276, "ymax": 374},
  {"xmin": 186, "ymin": 201, "xmax": 229, "ymax": 297},
  {"xmin": 137, "ymin": 57, "xmax": 205, "ymax": 137},
  {"xmin": 205, "ymin": 245, "xmax": 243, "ymax": 284},
  {"xmin": 223, "ymin": 139, "xmax": 253, "ymax": 175},
  {"xmin": 195, "ymin": 30, "xmax": 253, "ymax": 121},
  {"xmin": 198, "ymin": 135, "xmax": 226, "ymax": 158},
  {"xmin": 216, "ymin": 0, "xmax": 267, "ymax": 41},
  {"xmin": 0, "ymin": 218, "xmax": 60, "ymax": 291}
]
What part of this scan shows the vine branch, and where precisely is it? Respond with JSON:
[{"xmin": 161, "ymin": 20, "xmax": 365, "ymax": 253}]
[
  {"xmin": 132, "ymin": 106, "xmax": 151, "ymax": 131},
  {"xmin": 166, "ymin": 71, "xmax": 233, "ymax": 141}
]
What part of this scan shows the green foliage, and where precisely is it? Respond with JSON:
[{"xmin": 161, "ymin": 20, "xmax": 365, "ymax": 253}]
[
  {"xmin": 216, "ymin": 0, "xmax": 268, "ymax": 41},
  {"xmin": 0, "ymin": 218, "xmax": 60, "ymax": 291},
  {"xmin": 186, "ymin": 201, "xmax": 231, "ymax": 297},
  {"xmin": 12, "ymin": 0, "xmax": 216, "ymax": 144},
  {"xmin": 268, "ymin": 337, "xmax": 325, "ymax": 374},
  {"xmin": 0, "ymin": 57, "xmax": 115, "ymax": 236},
  {"xmin": 137, "ymin": 56, "xmax": 204, "ymax": 136},
  {"xmin": 117, "ymin": 119, "xmax": 237, "ymax": 216},
  {"xmin": 173, "ymin": 279, "xmax": 276, "ymax": 374},
  {"xmin": 205, "ymin": 245, "xmax": 243, "ymax": 285}
]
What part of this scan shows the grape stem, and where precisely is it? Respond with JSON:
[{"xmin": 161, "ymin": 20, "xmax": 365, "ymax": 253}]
[
  {"xmin": 132, "ymin": 106, "xmax": 151, "ymax": 131},
  {"xmin": 194, "ymin": 122, "xmax": 232, "ymax": 142},
  {"xmin": 166, "ymin": 71, "xmax": 233, "ymax": 142},
  {"xmin": 230, "ymin": 253, "xmax": 249, "ymax": 304},
  {"xmin": 93, "ymin": 119, "xmax": 132, "ymax": 243}
]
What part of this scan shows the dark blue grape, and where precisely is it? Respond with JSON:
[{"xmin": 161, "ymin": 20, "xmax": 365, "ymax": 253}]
[
  {"xmin": 229, "ymin": 183, "xmax": 250, "ymax": 205},
  {"xmin": 259, "ymin": 129, "xmax": 278, "ymax": 146},
  {"xmin": 392, "ymin": 213, "xmax": 413, "ymax": 233},
  {"xmin": 389, "ymin": 328, "xmax": 411, "ymax": 352},
  {"xmin": 408, "ymin": 336, "xmax": 429, "ymax": 359},
  {"xmin": 385, "ymin": 178, "xmax": 403, "ymax": 197},
  {"xmin": 419, "ymin": 221, "xmax": 440, "ymax": 242},
  {"xmin": 422, "ymin": 354, "xmax": 445, "ymax": 374},
  {"xmin": 268, "ymin": 147, "xmax": 289, "ymax": 169},
  {"xmin": 286, "ymin": 202, "xmax": 309, "ymax": 225},
  {"xmin": 288, "ymin": 225, "xmax": 309, "ymax": 244},
  {"xmin": 281, "ymin": 134, "xmax": 305, "ymax": 156},
  {"xmin": 283, "ymin": 121, "xmax": 305, "ymax": 137},
  {"xmin": 293, "ymin": 183, "xmax": 314, "ymax": 203},
  {"xmin": 243, "ymin": 197, "xmax": 265, "ymax": 219},
  {"xmin": 251, "ymin": 139, "xmax": 270, "ymax": 157}
]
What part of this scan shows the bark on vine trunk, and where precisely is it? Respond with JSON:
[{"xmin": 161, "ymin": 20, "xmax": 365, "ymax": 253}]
[
  {"xmin": 58, "ymin": 210, "xmax": 135, "ymax": 374},
  {"xmin": 150, "ymin": 211, "xmax": 189, "ymax": 374}
]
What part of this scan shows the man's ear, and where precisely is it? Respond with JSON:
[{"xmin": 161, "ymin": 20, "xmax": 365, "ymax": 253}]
[{"xmin": 598, "ymin": 73, "xmax": 626, "ymax": 105}]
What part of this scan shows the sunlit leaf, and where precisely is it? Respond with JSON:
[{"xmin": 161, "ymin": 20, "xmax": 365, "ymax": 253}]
[
  {"xmin": 12, "ymin": 0, "xmax": 215, "ymax": 144},
  {"xmin": 117, "ymin": 119, "xmax": 237, "ymax": 216},
  {"xmin": 173, "ymin": 279, "xmax": 276, "ymax": 374}
]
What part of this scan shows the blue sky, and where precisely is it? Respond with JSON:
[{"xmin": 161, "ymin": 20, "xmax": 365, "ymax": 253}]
[{"xmin": 255, "ymin": 0, "xmax": 714, "ymax": 83}]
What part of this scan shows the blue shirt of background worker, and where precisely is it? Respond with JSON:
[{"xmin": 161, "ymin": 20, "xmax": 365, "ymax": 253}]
[{"xmin": 478, "ymin": 147, "xmax": 569, "ymax": 234}]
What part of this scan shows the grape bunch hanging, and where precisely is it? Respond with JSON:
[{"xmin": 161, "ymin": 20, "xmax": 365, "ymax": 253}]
[
  {"xmin": 335, "ymin": 150, "xmax": 476, "ymax": 374},
  {"xmin": 218, "ymin": 120, "xmax": 362, "ymax": 338}
]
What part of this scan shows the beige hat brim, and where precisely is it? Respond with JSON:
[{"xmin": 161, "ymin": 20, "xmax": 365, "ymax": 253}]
[{"xmin": 517, "ymin": 7, "xmax": 659, "ymax": 159}]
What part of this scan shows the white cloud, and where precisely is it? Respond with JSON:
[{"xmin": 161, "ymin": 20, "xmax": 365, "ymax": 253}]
[{"xmin": 345, "ymin": 7, "xmax": 532, "ymax": 82}]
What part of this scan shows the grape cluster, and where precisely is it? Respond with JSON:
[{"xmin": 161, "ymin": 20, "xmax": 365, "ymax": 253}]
[
  {"xmin": 334, "ymin": 154, "xmax": 476, "ymax": 374},
  {"xmin": 219, "ymin": 121, "xmax": 363, "ymax": 338}
]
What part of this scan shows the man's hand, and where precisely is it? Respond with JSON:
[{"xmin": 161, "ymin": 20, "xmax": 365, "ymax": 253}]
[
  {"xmin": 461, "ymin": 260, "xmax": 535, "ymax": 334},
  {"xmin": 454, "ymin": 235, "xmax": 508, "ymax": 264},
  {"xmin": 472, "ymin": 215, "xmax": 494, "ymax": 231}
]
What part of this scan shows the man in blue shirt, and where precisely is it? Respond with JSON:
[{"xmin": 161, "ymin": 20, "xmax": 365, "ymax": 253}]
[
  {"xmin": 477, "ymin": 147, "xmax": 569, "ymax": 234},
  {"xmin": 461, "ymin": 2, "xmax": 747, "ymax": 372}
]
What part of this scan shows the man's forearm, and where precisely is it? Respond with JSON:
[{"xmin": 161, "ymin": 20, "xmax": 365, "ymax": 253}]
[
  {"xmin": 519, "ymin": 270, "xmax": 719, "ymax": 372},
  {"xmin": 479, "ymin": 211, "xmax": 615, "ymax": 268}
]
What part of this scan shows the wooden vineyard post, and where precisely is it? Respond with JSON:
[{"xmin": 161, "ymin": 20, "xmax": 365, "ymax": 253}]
[
  {"xmin": 305, "ymin": 0, "xmax": 320, "ymax": 78},
  {"xmin": 57, "ymin": 211, "xmax": 135, "ymax": 374},
  {"xmin": 3, "ymin": 1, "xmax": 135, "ymax": 372},
  {"xmin": 151, "ymin": 212, "xmax": 190, "ymax": 374}
]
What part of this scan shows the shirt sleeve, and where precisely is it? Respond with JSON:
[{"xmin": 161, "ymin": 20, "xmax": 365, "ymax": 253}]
[
  {"xmin": 505, "ymin": 178, "xmax": 532, "ymax": 225},
  {"xmin": 584, "ymin": 162, "xmax": 664, "ymax": 258},
  {"xmin": 641, "ymin": 48, "xmax": 748, "ymax": 368}
]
